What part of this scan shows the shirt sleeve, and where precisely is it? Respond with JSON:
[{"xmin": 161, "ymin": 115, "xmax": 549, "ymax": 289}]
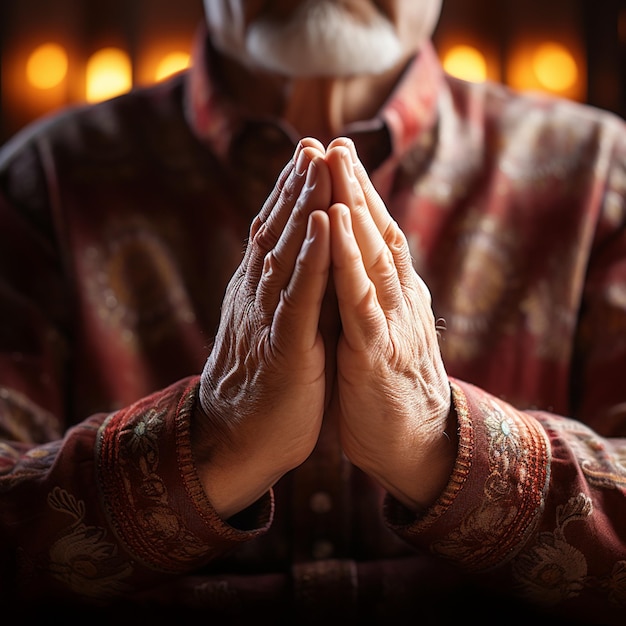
[
  {"xmin": 386, "ymin": 380, "xmax": 626, "ymax": 621},
  {"xmin": 386, "ymin": 129, "xmax": 626, "ymax": 623},
  {"xmin": 0, "ymin": 139, "xmax": 272, "ymax": 606}
]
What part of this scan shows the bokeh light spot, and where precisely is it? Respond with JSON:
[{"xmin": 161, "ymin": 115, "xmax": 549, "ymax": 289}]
[
  {"xmin": 443, "ymin": 45, "xmax": 487, "ymax": 83},
  {"xmin": 26, "ymin": 43, "xmax": 68, "ymax": 90},
  {"xmin": 86, "ymin": 47, "xmax": 132, "ymax": 103},
  {"xmin": 532, "ymin": 43, "xmax": 578, "ymax": 93},
  {"xmin": 155, "ymin": 52, "xmax": 191, "ymax": 81}
]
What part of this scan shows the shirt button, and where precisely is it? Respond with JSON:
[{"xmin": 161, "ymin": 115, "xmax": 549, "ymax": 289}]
[
  {"xmin": 309, "ymin": 491, "xmax": 333, "ymax": 514},
  {"xmin": 311, "ymin": 540, "xmax": 334, "ymax": 560}
]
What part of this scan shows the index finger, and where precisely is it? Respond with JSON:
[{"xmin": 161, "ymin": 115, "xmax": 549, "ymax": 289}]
[{"xmin": 243, "ymin": 141, "xmax": 326, "ymax": 278}]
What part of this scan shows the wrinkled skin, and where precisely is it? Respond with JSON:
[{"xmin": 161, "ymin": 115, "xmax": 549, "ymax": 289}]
[
  {"xmin": 196, "ymin": 139, "xmax": 335, "ymax": 517},
  {"xmin": 194, "ymin": 138, "xmax": 455, "ymax": 519},
  {"xmin": 324, "ymin": 138, "xmax": 453, "ymax": 510}
]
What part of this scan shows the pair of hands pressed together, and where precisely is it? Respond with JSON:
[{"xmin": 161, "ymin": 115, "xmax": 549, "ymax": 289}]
[{"xmin": 194, "ymin": 137, "xmax": 457, "ymax": 520}]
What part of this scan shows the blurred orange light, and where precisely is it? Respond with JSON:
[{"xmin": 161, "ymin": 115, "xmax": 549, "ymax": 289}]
[
  {"xmin": 155, "ymin": 52, "xmax": 191, "ymax": 82},
  {"xmin": 86, "ymin": 48, "xmax": 132, "ymax": 103},
  {"xmin": 26, "ymin": 43, "xmax": 68, "ymax": 90},
  {"xmin": 532, "ymin": 43, "xmax": 578, "ymax": 93},
  {"xmin": 442, "ymin": 45, "xmax": 487, "ymax": 83}
]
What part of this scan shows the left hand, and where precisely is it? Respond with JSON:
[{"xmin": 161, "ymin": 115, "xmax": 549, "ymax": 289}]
[{"xmin": 325, "ymin": 138, "xmax": 456, "ymax": 512}]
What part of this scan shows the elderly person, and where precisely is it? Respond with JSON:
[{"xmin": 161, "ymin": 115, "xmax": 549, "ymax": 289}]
[{"xmin": 1, "ymin": 1, "xmax": 625, "ymax": 623}]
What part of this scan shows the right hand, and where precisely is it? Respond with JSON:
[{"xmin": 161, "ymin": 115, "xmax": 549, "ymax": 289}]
[{"xmin": 194, "ymin": 139, "xmax": 333, "ymax": 519}]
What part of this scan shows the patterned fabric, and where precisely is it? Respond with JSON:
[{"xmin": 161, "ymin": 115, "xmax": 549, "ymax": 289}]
[{"xmin": 0, "ymin": 25, "xmax": 625, "ymax": 624}]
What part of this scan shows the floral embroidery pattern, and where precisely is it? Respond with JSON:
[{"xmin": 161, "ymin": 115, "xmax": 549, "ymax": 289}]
[
  {"xmin": 541, "ymin": 415, "xmax": 626, "ymax": 489},
  {"xmin": 47, "ymin": 486, "xmax": 132, "ymax": 599},
  {"xmin": 505, "ymin": 415, "xmax": 626, "ymax": 609},
  {"xmin": 431, "ymin": 396, "xmax": 549, "ymax": 570},
  {"xmin": 512, "ymin": 493, "xmax": 592, "ymax": 605},
  {"xmin": 97, "ymin": 394, "xmax": 209, "ymax": 572}
]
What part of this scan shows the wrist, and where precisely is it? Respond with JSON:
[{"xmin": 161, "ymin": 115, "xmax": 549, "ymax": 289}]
[
  {"xmin": 191, "ymin": 404, "xmax": 280, "ymax": 519},
  {"xmin": 366, "ymin": 406, "xmax": 459, "ymax": 512}
]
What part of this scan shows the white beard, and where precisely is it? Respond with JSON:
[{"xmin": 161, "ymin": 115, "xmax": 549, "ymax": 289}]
[{"xmin": 243, "ymin": 0, "xmax": 404, "ymax": 77}]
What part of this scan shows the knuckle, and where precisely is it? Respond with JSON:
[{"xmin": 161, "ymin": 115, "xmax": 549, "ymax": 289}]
[
  {"xmin": 253, "ymin": 221, "xmax": 276, "ymax": 252},
  {"xmin": 353, "ymin": 283, "xmax": 380, "ymax": 320},
  {"xmin": 291, "ymin": 191, "xmax": 313, "ymax": 223},
  {"xmin": 265, "ymin": 247, "xmax": 290, "ymax": 276},
  {"xmin": 415, "ymin": 274, "xmax": 433, "ymax": 302},
  {"xmin": 383, "ymin": 220, "xmax": 408, "ymax": 250},
  {"xmin": 249, "ymin": 215, "xmax": 264, "ymax": 239},
  {"xmin": 281, "ymin": 169, "xmax": 302, "ymax": 203},
  {"xmin": 342, "ymin": 244, "xmax": 363, "ymax": 269},
  {"xmin": 370, "ymin": 246, "xmax": 395, "ymax": 275}
]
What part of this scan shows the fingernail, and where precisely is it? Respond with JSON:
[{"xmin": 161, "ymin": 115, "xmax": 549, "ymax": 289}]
[
  {"xmin": 342, "ymin": 149, "xmax": 355, "ymax": 179},
  {"xmin": 341, "ymin": 206, "xmax": 352, "ymax": 233},
  {"xmin": 346, "ymin": 139, "xmax": 359, "ymax": 164},
  {"xmin": 305, "ymin": 161, "xmax": 318, "ymax": 188},
  {"xmin": 296, "ymin": 149, "xmax": 309, "ymax": 176},
  {"xmin": 306, "ymin": 214, "xmax": 318, "ymax": 241}
]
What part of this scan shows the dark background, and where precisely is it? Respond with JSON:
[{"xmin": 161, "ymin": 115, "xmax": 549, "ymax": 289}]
[{"xmin": 1, "ymin": 0, "xmax": 624, "ymax": 144}]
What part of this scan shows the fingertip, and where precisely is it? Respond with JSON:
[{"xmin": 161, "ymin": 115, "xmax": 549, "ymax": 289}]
[
  {"xmin": 325, "ymin": 146, "xmax": 355, "ymax": 180},
  {"xmin": 328, "ymin": 138, "xmax": 359, "ymax": 163},
  {"xmin": 297, "ymin": 145, "xmax": 330, "ymax": 177},
  {"xmin": 328, "ymin": 201, "xmax": 349, "ymax": 215},
  {"xmin": 304, "ymin": 158, "xmax": 318, "ymax": 188},
  {"xmin": 327, "ymin": 136, "xmax": 352, "ymax": 151},
  {"xmin": 305, "ymin": 209, "xmax": 330, "ymax": 242},
  {"xmin": 305, "ymin": 210, "xmax": 319, "ymax": 242},
  {"xmin": 295, "ymin": 147, "xmax": 311, "ymax": 176},
  {"xmin": 300, "ymin": 136, "xmax": 327, "ymax": 153},
  {"xmin": 294, "ymin": 138, "xmax": 326, "ymax": 171},
  {"xmin": 307, "ymin": 155, "xmax": 332, "ymax": 200},
  {"xmin": 328, "ymin": 202, "xmax": 352, "ymax": 234}
]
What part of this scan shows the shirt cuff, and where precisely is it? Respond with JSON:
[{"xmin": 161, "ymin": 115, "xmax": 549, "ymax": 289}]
[
  {"xmin": 386, "ymin": 377, "xmax": 551, "ymax": 571},
  {"xmin": 96, "ymin": 375, "xmax": 272, "ymax": 574}
]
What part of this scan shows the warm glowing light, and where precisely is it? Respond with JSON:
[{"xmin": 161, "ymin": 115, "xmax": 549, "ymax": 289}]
[
  {"xmin": 155, "ymin": 52, "xmax": 191, "ymax": 81},
  {"xmin": 443, "ymin": 45, "xmax": 487, "ymax": 83},
  {"xmin": 86, "ymin": 48, "xmax": 132, "ymax": 103},
  {"xmin": 26, "ymin": 43, "xmax": 68, "ymax": 90},
  {"xmin": 532, "ymin": 43, "xmax": 578, "ymax": 93}
]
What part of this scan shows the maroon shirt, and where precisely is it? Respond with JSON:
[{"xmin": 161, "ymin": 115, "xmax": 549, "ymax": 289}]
[{"xmin": 1, "ymin": 29, "xmax": 626, "ymax": 624}]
